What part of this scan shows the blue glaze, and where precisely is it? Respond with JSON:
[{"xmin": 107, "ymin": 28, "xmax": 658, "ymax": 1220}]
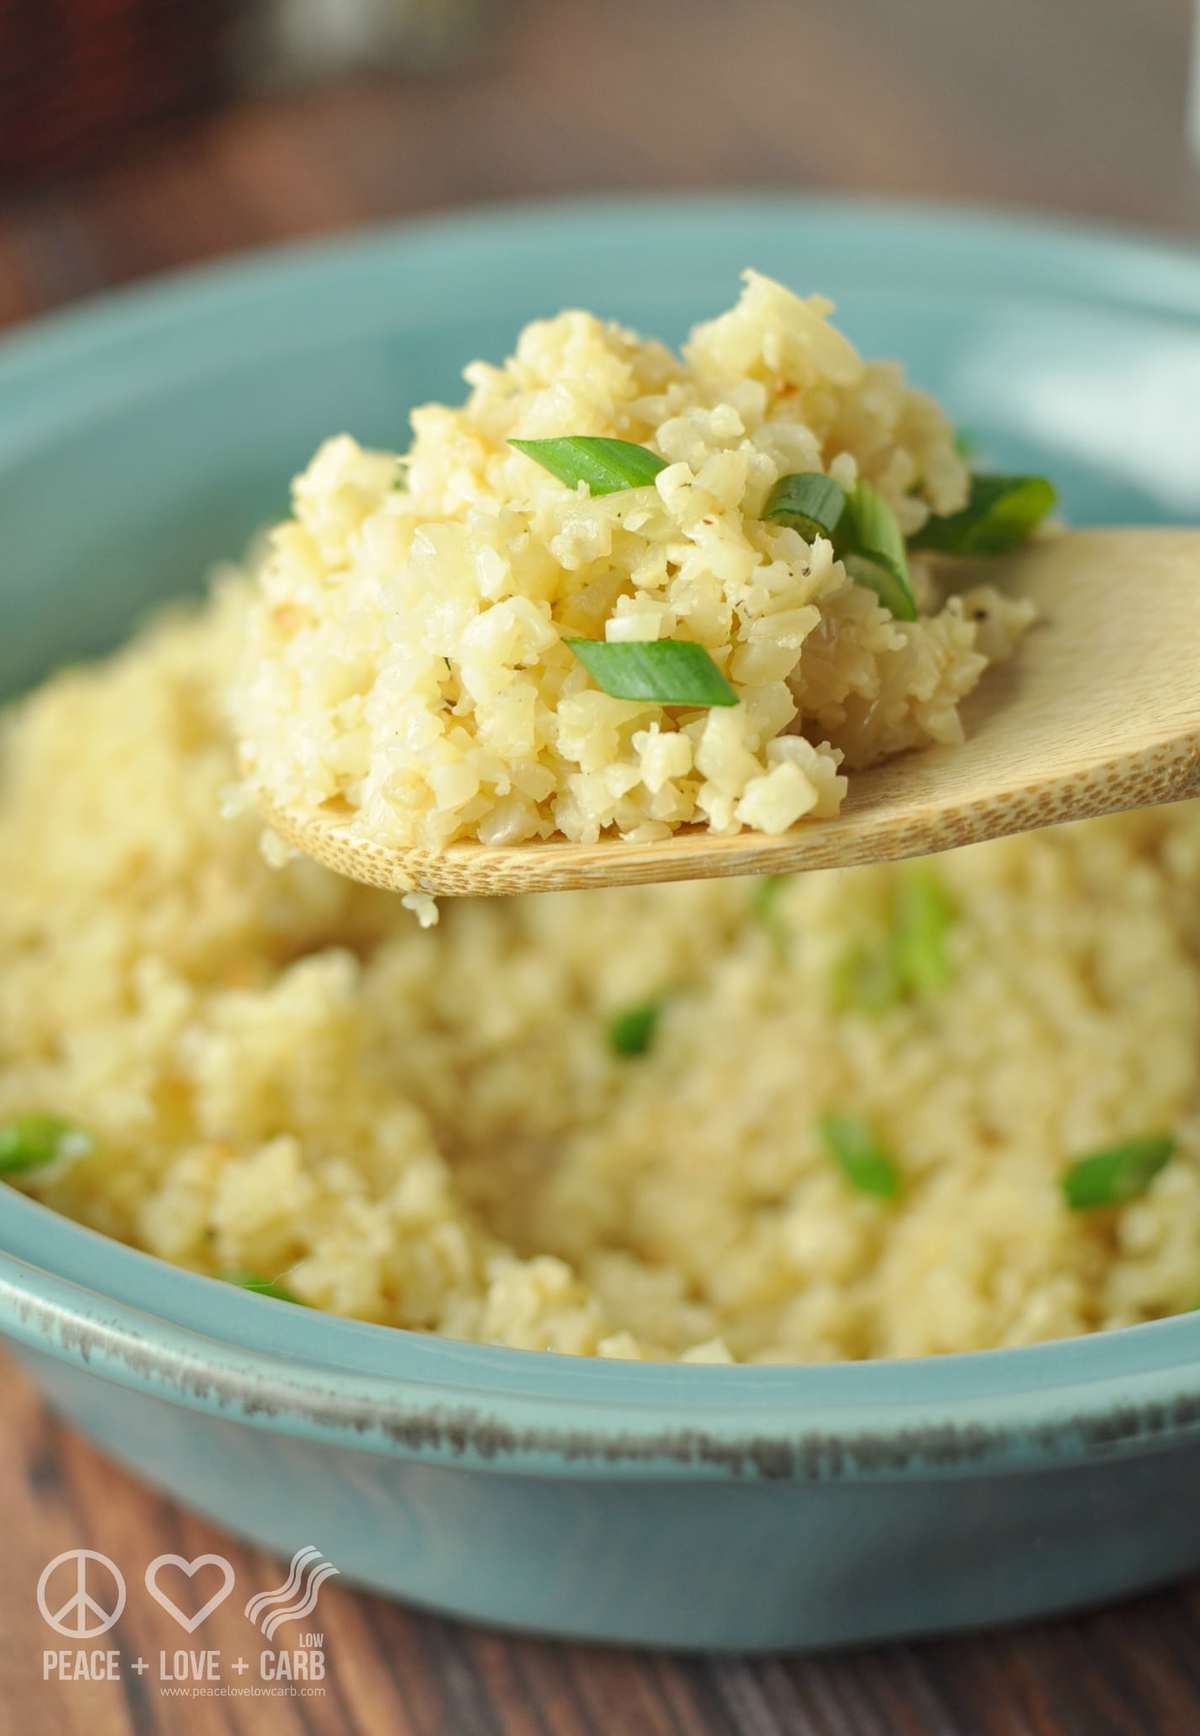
[{"xmin": 2, "ymin": 197, "xmax": 1199, "ymax": 1648}]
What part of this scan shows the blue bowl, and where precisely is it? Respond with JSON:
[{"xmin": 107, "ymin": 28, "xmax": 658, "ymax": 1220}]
[{"xmin": 4, "ymin": 196, "xmax": 1200, "ymax": 1651}]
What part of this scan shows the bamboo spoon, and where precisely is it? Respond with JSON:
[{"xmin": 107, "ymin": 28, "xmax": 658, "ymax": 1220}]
[{"xmin": 257, "ymin": 528, "xmax": 1200, "ymax": 899}]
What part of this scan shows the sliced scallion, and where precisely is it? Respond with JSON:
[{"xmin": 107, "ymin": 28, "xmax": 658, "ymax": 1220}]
[
  {"xmin": 836, "ymin": 482, "xmax": 917, "ymax": 621},
  {"xmin": 0, "ymin": 1113, "xmax": 94, "ymax": 1177},
  {"xmin": 510, "ymin": 436, "xmax": 667, "ymax": 496},
  {"xmin": 221, "ymin": 1272, "xmax": 303, "ymax": 1304},
  {"xmin": 832, "ymin": 941, "xmax": 904, "ymax": 1016},
  {"xmin": 762, "ymin": 472, "xmax": 846, "ymax": 542},
  {"xmin": 891, "ymin": 866, "xmax": 956, "ymax": 996},
  {"xmin": 833, "ymin": 866, "xmax": 956, "ymax": 1013},
  {"xmin": 751, "ymin": 875, "xmax": 785, "ymax": 924},
  {"xmin": 608, "ymin": 1000, "xmax": 662, "ymax": 1058},
  {"xmin": 819, "ymin": 1112, "xmax": 901, "ymax": 1200},
  {"xmin": 841, "ymin": 554, "xmax": 917, "ymax": 623},
  {"xmin": 750, "ymin": 875, "xmax": 789, "ymax": 954},
  {"xmin": 1061, "ymin": 1135, "xmax": 1176, "ymax": 1211},
  {"xmin": 566, "ymin": 638, "xmax": 738, "ymax": 707},
  {"xmin": 913, "ymin": 473, "xmax": 1056, "ymax": 557}
]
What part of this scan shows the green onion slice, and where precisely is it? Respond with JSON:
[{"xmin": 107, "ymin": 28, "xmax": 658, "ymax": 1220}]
[
  {"xmin": 819, "ymin": 1112, "xmax": 901, "ymax": 1199},
  {"xmin": 565, "ymin": 638, "xmax": 738, "ymax": 707},
  {"xmin": 221, "ymin": 1272, "xmax": 303, "ymax": 1304},
  {"xmin": 0, "ymin": 1113, "xmax": 94, "ymax": 1177},
  {"xmin": 835, "ymin": 481, "xmax": 917, "ymax": 620},
  {"xmin": 608, "ymin": 1000, "xmax": 662, "ymax": 1058},
  {"xmin": 912, "ymin": 473, "xmax": 1056, "ymax": 557},
  {"xmin": 832, "ymin": 941, "xmax": 905, "ymax": 1016},
  {"xmin": 841, "ymin": 554, "xmax": 917, "ymax": 623},
  {"xmin": 891, "ymin": 866, "xmax": 956, "ymax": 996},
  {"xmin": 832, "ymin": 866, "xmax": 957, "ymax": 1014},
  {"xmin": 510, "ymin": 436, "xmax": 667, "ymax": 496},
  {"xmin": 751, "ymin": 875, "xmax": 785, "ymax": 924},
  {"xmin": 750, "ymin": 875, "xmax": 789, "ymax": 954},
  {"xmin": 1061, "ymin": 1135, "xmax": 1176, "ymax": 1211},
  {"xmin": 762, "ymin": 472, "xmax": 846, "ymax": 542}
]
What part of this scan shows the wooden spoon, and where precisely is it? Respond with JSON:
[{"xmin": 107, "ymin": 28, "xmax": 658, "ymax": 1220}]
[{"xmin": 257, "ymin": 529, "xmax": 1200, "ymax": 898}]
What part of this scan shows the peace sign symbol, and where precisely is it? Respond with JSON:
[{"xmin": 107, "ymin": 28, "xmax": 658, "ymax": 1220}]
[{"xmin": 37, "ymin": 1550, "xmax": 127, "ymax": 1639}]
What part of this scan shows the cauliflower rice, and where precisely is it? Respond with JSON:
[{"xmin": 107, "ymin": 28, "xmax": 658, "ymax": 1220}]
[
  {"xmin": 3, "ymin": 586, "xmax": 1199, "ymax": 1363},
  {"xmin": 233, "ymin": 273, "xmax": 1032, "ymax": 857}
]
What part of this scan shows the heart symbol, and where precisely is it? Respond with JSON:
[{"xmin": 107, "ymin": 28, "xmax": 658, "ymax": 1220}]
[{"xmin": 144, "ymin": 1554, "xmax": 235, "ymax": 1633}]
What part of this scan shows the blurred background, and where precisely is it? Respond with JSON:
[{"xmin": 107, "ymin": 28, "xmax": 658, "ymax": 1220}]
[{"xmin": 0, "ymin": 0, "xmax": 1195, "ymax": 332}]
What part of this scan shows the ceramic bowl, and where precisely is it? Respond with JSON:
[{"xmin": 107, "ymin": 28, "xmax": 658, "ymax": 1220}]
[{"xmin": 3, "ymin": 197, "xmax": 1200, "ymax": 1650}]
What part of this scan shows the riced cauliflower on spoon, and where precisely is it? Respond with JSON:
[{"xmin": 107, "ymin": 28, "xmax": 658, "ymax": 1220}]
[{"xmin": 233, "ymin": 272, "xmax": 1042, "ymax": 875}]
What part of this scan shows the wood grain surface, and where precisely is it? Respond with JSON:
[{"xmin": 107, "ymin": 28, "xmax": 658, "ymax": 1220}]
[{"xmin": 1, "ymin": 2, "xmax": 1199, "ymax": 1731}]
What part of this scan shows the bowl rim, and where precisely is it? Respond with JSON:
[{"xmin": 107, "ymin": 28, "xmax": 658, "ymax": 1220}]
[
  {"xmin": 5, "ymin": 1150, "xmax": 1200, "ymax": 1484},
  {"xmin": 4, "ymin": 191, "xmax": 1200, "ymax": 1480},
  {"xmin": 3, "ymin": 188, "xmax": 1200, "ymax": 385}
]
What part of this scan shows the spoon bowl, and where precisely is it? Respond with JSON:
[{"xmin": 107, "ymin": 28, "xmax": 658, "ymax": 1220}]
[{"xmin": 260, "ymin": 529, "xmax": 1200, "ymax": 898}]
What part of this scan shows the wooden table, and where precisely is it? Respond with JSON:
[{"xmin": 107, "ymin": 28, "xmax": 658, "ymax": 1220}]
[{"xmin": 1, "ymin": 3, "xmax": 1198, "ymax": 1729}]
